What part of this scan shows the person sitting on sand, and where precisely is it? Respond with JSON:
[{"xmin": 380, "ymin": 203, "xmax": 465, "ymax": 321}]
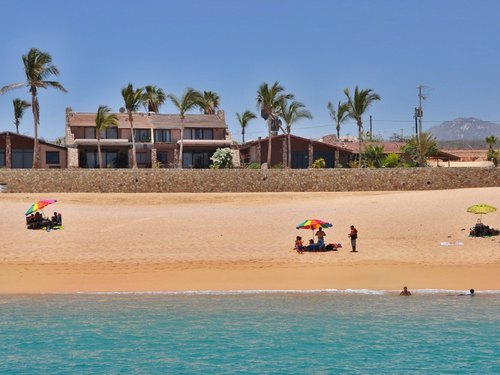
[
  {"xmin": 295, "ymin": 236, "xmax": 304, "ymax": 254},
  {"xmin": 34, "ymin": 212, "xmax": 43, "ymax": 230},
  {"xmin": 308, "ymin": 239, "xmax": 317, "ymax": 252},
  {"xmin": 400, "ymin": 286, "xmax": 412, "ymax": 296},
  {"xmin": 315, "ymin": 227, "xmax": 326, "ymax": 248},
  {"xmin": 52, "ymin": 212, "xmax": 61, "ymax": 226}
]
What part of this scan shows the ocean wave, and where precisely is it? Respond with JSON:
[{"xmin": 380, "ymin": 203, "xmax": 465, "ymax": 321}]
[{"xmin": 66, "ymin": 289, "xmax": 500, "ymax": 296}]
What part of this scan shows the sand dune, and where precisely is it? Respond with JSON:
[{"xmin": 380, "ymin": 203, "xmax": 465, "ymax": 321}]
[{"xmin": 0, "ymin": 188, "xmax": 498, "ymax": 293}]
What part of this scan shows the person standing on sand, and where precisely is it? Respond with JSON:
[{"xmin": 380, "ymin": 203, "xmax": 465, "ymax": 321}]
[
  {"xmin": 315, "ymin": 227, "xmax": 326, "ymax": 248},
  {"xmin": 349, "ymin": 225, "xmax": 358, "ymax": 252},
  {"xmin": 400, "ymin": 286, "xmax": 412, "ymax": 296}
]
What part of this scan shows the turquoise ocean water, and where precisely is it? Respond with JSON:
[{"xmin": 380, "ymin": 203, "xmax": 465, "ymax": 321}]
[{"xmin": 1, "ymin": 291, "xmax": 499, "ymax": 374}]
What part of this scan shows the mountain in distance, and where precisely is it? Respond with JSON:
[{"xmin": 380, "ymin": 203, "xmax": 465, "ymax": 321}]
[{"xmin": 427, "ymin": 117, "xmax": 500, "ymax": 141}]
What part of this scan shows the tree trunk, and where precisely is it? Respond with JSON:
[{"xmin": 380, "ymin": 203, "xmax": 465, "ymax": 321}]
[
  {"xmin": 267, "ymin": 118, "xmax": 272, "ymax": 166},
  {"xmin": 97, "ymin": 136, "xmax": 103, "ymax": 169},
  {"xmin": 178, "ymin": 117, "xmax": 184, "ymax": 168},
  {"xmin": 15, "ymin": 119, "xmax": 20, "ymax": 134},
  {"xmin": 357, "ymin": 119, "xmax": 363, "ymax": 168},
  {"xmin": 31, "ymin": 90, "xmax": 40, "ymax": 169},
  {"xmin": 336, "ymin": 122, "xmax": 340, "ymax": 139},
  {"xmin": 242, "ymin": 129, "xmax": 245, "ymax": 144},
  {"xmin": 287, "ymin": 132, "xmax": 292, "ymax": 168},
  {"xmin": 129, "ymin": 111, "xmax": 138, "ymax": 169}
]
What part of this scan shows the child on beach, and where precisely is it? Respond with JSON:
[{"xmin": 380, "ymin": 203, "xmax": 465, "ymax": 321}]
[{"xmin": 295, "ymin": 236, "xmax": 304, "ymax": 254}]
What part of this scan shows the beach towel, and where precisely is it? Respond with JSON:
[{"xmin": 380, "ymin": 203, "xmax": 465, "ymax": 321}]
[{"xmin": 440, "ymin": 241, "xmax": 464, "ymax": 246}]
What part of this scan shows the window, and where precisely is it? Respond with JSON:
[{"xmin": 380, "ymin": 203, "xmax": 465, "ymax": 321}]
[
  {"xmin": 0, "ymin": 149, "xmax": 4, "ymax": 167},
  {"xmin": 291, "ymin": 151, "xmax": 308, "ymax": 169},
  {"xmin": 157, "ymin": 151, "xmax": 168, "ymax": 166},
  {"xmin": 12, "ymin": 149, "xmax": 33, "ymax": 168},
  {"xmin": 84, "ymin": 150, "xmax": 119, "ymax": 168},
  {"xmin": 101, "ymin": 127, "xmax": 118, "ymax": 139},
  {"xmin": 186, "ymin": 128, "xmax": 213, "ymax": 140},
  {"xmin": 84, "ymin": 151, "xmax": 98, "ymax": 168},
  {"xmin": 313, "ymin": 151, "xmax": 334, "ymax": 168},
  {"xmin": 84, "ymin": 127, "xmax": 96, "ymax": 139},
  {"xmin": 46, "ymin": 151, "xmax": 60, "ymax": 165},
  {"xmin": 154, "ymin": 129, "xmax": 171, "ymax": 143},
  {"xmin": 182, "ymin": 151, "xmax": 211, "ymax": 168},
  {"xmin": 134, "ymin": 129, "xmax": 150, "ymax": 142},
  {"xmin": 136, "ymin": 152, "xmax": 148, "ymax": 165}
]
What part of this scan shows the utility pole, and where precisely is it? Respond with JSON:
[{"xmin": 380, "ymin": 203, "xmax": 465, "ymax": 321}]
[
  {"xmin": 415, "ymin": 84, "xmax": 427, "ymax": 166},
  {"xmin": 417, "ymin": 85, "xmax": 426, "ymax": 135},
  {"xmin": 369, "ymin": 115, "xmax": 373, "ymax": 141}
]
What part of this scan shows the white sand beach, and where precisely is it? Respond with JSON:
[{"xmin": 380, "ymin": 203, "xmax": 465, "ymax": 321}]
[{"xmin": 0, "ymin": 188, "xmax": 499, "ymax": 293}]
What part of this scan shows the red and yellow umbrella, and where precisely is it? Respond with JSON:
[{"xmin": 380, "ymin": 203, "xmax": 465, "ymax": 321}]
[{"xmin": 25, "ymin": 199, "xmax": 57, "ymax": 216}]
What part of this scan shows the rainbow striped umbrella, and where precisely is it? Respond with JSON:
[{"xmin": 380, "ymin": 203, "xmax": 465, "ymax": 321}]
[
  {"xmin": 296, "ymin": 219, "xmax": 333, "ymax": 230},
  {"xmin": 25, "ymin": 199, "xmax": 57, "ymax": 216}
]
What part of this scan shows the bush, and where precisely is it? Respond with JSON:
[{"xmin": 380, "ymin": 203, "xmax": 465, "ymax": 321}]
[
  {"xmin": 311, "ymin": 158, "xmax": 326, "ymax": 168},
  {"xmin": 246, "ymin": 162, "xmax": 261, "ymax": 169},
  {"xmin": 272, "ymin": 162, "xmax": 285, "ymax": 169},
  {"xmin": 210, "ymin": 147, "xmax": 233, "ymax": 169},
  {"xmin": 382, "ymin": 153, "xmax": 401, "ymax": 168}
]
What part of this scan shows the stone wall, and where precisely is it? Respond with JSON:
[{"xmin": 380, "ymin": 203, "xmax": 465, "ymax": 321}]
[{"xmin": 0, "ymin": 168, "xmax": 498, "ymax": 193}]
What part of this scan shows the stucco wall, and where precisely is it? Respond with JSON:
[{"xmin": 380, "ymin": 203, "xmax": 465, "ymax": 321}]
[{"xmin": 0, "ymin": 168, "xmax": 498, "ymax": 193}]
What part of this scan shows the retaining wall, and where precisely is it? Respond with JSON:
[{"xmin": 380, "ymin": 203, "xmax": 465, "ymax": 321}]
[{"xmin": 0, "ymin": 168, "xmax": 498, "ymax": 193}]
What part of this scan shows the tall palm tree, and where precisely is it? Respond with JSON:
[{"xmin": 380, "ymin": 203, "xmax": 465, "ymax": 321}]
[
  {"xmin": 143, "ymin": 85, "xmax": 166, "ymax": 113},
  {"xmin": 12, "ymin": 98, "xmax": 31, "ymax": 134},
  {"xmin": 485, "ymin": 135, "xmax": 498, "ymax": 153},
  {"xmin": 327, "ymin": 100, "xmax": 349, "ymax": 139},
  {"xmin": 1, "ymin": 48, "xmax": 67, "ymax": 168},
  {"xmin": 200, "ymin": 91, "xmax": 220, "ymax": 114},
  {"xmin": 95, "ymin": 105, "xmax": 119, "ymax": 168},
  {"xmin": 256, "ymin": 81, "xmax": 294, "ymax": 166},
  {"xmin": 236, "ymin": 110, "xmax": 257, "ymax": 144},
  {"xmin": 121, "ymin": 83, "xmax": 145, "ymax": 169},
  {"xmin": 344, "ymin": 86, "xmax": 381, "ymax": 168},
  {"xmin": 279, "ymin": 100, "xmax": 312, "ymax": 168},
  {"xmin": 167, "ymin": 88, "xmax": 204, "ymax": 168}
]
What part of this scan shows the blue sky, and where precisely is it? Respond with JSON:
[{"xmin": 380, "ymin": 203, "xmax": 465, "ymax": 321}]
[{"xmin": 1, "ymin": 0, "xmax": 499, "ymax": 143}]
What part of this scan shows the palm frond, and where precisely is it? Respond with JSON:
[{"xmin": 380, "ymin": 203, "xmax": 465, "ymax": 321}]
[{"xmin": 0, "ymin": 83, "xmax": 27, "ymax": 95}]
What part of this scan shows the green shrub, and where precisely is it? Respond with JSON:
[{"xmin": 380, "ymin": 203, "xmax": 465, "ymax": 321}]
[
  {"xmin": 246, "ymin": 162, "xmax": 261, "ymax": 169},
  {"xmin": 382, "ymin": 153, "xmax": 401, "ymax": 168},
  {"xmin": 272, "ymin": 162, "xmax": 285, "ymax": 169},
  {"xmin": 311, "ymin": 158, "xmax": 326, "ymax": 168}
]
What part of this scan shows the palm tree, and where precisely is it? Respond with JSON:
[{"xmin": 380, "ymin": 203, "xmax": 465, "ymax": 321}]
[
  {"xmin": 344, "ymin": 86, "xmax": 381, "ymax": 168},
  {"xmin": 121, "ymin": 83, "xmax": 145, "ymax": 169},
  {"xmin": 279, "ymin": 100, "xmax": 312, "ymax": 168},
  {"xmin": 401, "ymin": 132, "xmax": 438, "ymax": 167},
  {"xmin": 485, "ymin": 135, "xmax": 498, "ymax": 153},
  {"xmin": 95, "ymin": 105, "xmax": 119, "ymax": 168},
  {"xmin": 201, "ymin": 91, "xmax": 220, "ymax": 114},
  {"xmin": 256, "ymin": 81, "xmax": 294, "ymax": 166},
  {"xmin": 1, "ymin": 48, "xmax": 67, "ymax": 168},
  {"xmin": 236, "ymin": 110, "xmax": 257, "ymax": 144},
  {"xmin": 327, "ymin": 100, "xmax": 349, "ymax": 139},
  {"xmin": 12, "ymin": 98, "xmax": 31, "ymax": 134},
  {"xmin": 363, "ymin": 144, "xmax": 385, "ymax": 168},
  {"xmin": 167, "ymin": 88, "xmax": 204, "ymax": 168},
  {"xmin": 143, "ymin": 85, "xmax": 166, "ymax": 113}
]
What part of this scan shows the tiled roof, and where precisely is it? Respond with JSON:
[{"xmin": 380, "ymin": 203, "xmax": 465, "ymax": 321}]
[{"xmin": 67, "ymin": 112, "xmax": 228, "ymax": 129}]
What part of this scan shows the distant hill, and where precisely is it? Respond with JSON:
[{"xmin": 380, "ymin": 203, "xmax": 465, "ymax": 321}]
[{"xmin": 427, "ymin": 117, "xmax": 500, "ymax": 141}]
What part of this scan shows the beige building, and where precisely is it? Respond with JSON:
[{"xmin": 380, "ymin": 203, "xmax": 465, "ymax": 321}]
[
  {"xmin": 65, "ymin": 108, "xmax": 234, "ymax": 168},
  {"xmin": 0, "ymin": 132, "xmax": 67, "ymax": 169}
]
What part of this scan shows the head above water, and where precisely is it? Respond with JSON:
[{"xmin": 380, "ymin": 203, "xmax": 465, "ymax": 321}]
[{"xmin": 470, "ymin": 289, "xmax": 475, "ymax": 294}]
